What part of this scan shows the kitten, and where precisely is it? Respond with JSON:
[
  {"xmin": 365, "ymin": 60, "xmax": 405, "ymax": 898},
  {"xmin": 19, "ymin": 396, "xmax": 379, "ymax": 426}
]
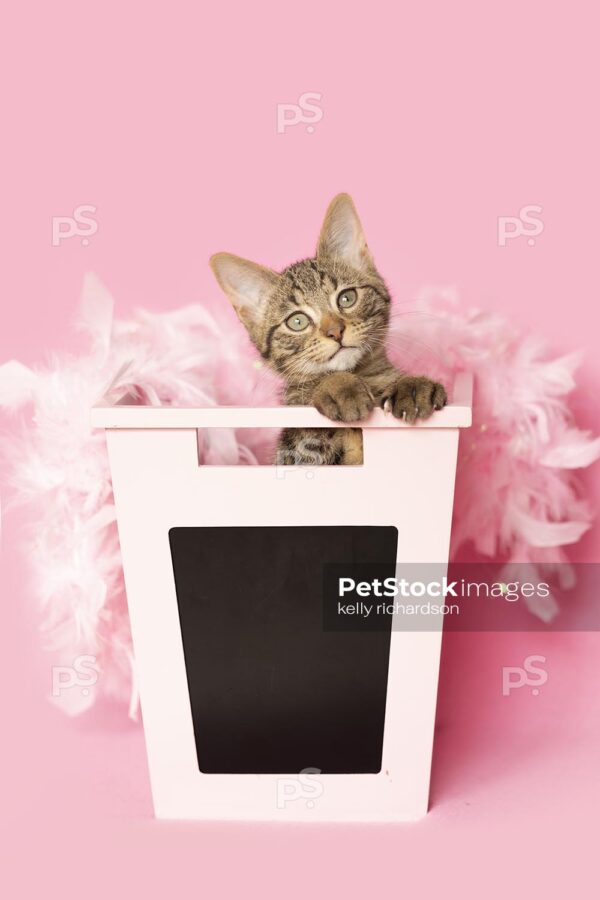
[{"xmin": 210, "ymin": 193, "xmax": 446, "ymax": 465}]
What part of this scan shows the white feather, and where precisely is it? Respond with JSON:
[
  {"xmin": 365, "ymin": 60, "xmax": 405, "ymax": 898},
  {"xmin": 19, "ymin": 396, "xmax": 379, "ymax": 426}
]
[{"xmin": 1, "ymin": 276, "xmax": 598, "ymax": 714}]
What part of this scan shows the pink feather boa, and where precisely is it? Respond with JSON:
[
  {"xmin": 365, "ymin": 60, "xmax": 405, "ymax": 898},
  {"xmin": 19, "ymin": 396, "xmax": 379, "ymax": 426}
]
[{"xmin": 1, "ymin": 275, "xmax": 599, "ymax": 716}]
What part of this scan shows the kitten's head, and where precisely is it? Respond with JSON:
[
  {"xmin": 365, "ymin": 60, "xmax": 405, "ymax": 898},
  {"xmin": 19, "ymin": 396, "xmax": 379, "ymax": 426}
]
[{"xmin": 210, "ymin": 194, "xmax": 391, "ymax": 383}]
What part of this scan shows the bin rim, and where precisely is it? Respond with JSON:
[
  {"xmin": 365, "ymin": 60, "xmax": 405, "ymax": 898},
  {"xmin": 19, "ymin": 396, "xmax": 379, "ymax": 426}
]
[{"xmin": 91, "ymin": 373, "xmax": 472, "ymax": 430}]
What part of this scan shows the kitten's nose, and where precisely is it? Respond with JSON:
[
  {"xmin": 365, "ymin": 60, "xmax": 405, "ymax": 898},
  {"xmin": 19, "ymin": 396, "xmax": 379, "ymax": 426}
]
[{"xmin": 324, "ymin": 319, "xmax": 345, "ymax": 343}]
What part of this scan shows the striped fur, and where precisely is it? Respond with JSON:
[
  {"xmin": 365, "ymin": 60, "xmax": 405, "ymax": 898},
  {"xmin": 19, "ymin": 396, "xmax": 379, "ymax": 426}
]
[{"xmin": 210, "ymin": 194, "xmax": 447, "ymax": 465}]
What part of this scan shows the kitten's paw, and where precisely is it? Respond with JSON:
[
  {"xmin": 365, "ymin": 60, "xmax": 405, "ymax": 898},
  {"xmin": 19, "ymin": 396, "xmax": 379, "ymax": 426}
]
[
  {"xmin": 383, "ymin": 376, "xmax": 447, "ymax": 424},
  {"xmin": 313, "ymin": 373, "xmax": 374, "ymax": 422}
]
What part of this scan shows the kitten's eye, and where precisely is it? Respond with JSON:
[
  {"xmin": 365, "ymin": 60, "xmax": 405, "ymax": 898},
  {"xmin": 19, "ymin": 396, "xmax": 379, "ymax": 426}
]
[
  {"xmin": 337, "ymin": 288, "xmax": 358, "ymax": 310},
  {"xmin": 286, "ymin": 312, "xmax": 311, "ymax": 332}
]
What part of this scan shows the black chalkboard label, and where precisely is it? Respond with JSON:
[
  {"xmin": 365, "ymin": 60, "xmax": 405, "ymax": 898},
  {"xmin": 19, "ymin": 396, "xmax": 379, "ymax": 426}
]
[{"xmin": 169, "ymin": 525, "xmax": 397, "ymax": 774}]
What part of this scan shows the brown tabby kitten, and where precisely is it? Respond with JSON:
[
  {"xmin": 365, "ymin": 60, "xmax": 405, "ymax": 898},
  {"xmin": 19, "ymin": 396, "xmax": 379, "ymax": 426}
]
[{"xmin": 210, "ymin": 194, "xmax": 447, "ymax": 464}]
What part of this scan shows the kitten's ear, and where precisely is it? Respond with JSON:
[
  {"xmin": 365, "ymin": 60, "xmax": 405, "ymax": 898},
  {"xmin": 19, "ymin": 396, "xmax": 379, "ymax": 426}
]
[
  {"xmin": 209, "ymin": 252, "xmax": 280, "ymax": 334},
  {"xmin": 317, "ymin": 193, "xmax": 374, "ymax": 270}
]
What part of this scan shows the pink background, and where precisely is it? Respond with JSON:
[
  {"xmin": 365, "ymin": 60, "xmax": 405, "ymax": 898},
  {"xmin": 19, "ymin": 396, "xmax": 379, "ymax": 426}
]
[{"xmin": 1, "ymin": 1, "xmax": 599, "ymax": 896}]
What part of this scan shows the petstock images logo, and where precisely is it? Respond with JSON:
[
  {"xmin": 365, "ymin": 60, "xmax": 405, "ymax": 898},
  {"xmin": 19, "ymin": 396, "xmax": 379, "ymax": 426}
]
[{"xmin": 322, "ymin": 562, "xmax": 600, "ymax": 632}]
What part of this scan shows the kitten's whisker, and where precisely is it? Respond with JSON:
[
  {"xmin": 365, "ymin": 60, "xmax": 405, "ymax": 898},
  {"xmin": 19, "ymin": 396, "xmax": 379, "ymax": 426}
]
[
  {"xmin": 387, "ymin": 310, "xmax": 447, "ymax": 323},
  {"xmin": 387, "ymin": 333, "xmax": 446, "ymax": 361}
]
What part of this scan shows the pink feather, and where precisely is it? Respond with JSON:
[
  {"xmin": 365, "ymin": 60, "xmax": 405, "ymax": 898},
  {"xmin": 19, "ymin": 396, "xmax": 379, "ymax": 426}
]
[{"xmin": 1, "ymin": 276, "xmax": 599, "ymax": 716}]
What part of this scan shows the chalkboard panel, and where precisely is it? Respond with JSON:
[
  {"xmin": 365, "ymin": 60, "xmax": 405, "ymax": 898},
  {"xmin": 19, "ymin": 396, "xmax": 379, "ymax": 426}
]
[{"xmin": 169, "ymin": 526, "xmax": 397, "ymax": 774}]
